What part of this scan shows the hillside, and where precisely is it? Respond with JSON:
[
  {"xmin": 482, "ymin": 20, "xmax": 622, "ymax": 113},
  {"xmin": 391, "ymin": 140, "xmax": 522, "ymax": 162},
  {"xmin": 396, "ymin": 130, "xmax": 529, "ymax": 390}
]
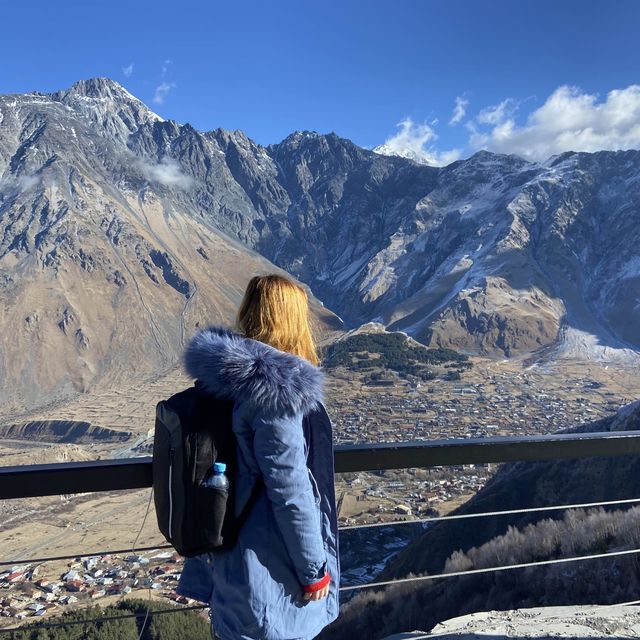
[
  {"xmin": 323, "ymin": 329, "xmax": 471, "ymax": 382},
  {"xmin": 7, "ymin": 599, "xmax": 209, "ymax": 639},
  {"xmin": 0, "ymin": 79, "xmax": 340, "ymax": 415}
]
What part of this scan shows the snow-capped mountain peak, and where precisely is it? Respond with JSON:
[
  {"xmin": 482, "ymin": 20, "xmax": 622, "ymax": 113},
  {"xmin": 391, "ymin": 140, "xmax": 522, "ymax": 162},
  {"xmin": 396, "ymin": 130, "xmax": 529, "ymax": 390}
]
[
  {"xmin": 372, "ymin": 142, "xmax": 434, "ymax": 165},
  {"xmin": 53, "ymin": 78, "xmax": 164, "ymax": 141}
]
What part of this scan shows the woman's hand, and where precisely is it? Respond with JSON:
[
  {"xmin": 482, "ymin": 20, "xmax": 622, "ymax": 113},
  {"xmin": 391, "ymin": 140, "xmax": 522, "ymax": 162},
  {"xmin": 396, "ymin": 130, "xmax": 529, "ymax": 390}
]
[
  {"xmin": 302, "ymin": 584, "xmax": 329, "ymax": 601},
  {"xmin": 302, "ymin": 568, "xmax": 331, "ymax": 601}
]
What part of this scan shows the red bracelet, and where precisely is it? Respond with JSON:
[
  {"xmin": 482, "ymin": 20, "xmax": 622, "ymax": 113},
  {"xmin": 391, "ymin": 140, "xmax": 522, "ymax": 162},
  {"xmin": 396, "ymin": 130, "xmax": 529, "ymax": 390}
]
[{"xmin": 303, "ymin": 571, "xmax": 331, "ymax": 593}]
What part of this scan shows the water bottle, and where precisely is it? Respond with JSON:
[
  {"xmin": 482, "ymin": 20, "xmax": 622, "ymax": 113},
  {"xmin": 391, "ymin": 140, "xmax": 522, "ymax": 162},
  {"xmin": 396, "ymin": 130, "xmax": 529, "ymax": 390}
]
[{"xmin": 202, "ymin": 462, "xmax": 229, "ymax": 493}]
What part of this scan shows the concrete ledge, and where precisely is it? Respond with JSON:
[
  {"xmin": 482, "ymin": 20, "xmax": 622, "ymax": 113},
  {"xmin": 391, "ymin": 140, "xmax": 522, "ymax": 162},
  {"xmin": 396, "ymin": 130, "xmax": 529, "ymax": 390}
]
[{"xmin": 382, "ymin": 605, "xmax": 640, "ymax": 638}]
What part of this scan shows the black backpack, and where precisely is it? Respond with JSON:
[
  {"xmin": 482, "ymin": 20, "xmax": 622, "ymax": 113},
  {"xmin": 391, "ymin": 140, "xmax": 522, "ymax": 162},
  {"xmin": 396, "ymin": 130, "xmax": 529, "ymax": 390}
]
[{"xmin": 152, "ymin": 382, "xmax": 262, "ymax": 557}]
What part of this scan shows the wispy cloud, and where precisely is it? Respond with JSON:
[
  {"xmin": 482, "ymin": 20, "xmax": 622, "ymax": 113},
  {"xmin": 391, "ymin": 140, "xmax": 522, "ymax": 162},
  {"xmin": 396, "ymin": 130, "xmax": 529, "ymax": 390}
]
[
  {"xmin": 375, "ymin": 118, "xmax": 461, "ymax": 166},
  {"xmin": 137, "ymin": 157, "xmax": 193, "ymax": 189},
  {"xmin": 152, "ymin": 60, "xmax": 175, "ymax": 105},
  {"xmin": 0, "ymin": 173, "xmax": 40, "ymax": 195},
  {"xmin": 122, "ymin": 63, "xmax": 134, "ymax": 78},
  {"xmin": 475, "ymin": 98, "xmax": 518, "ymax": 126},
  {"xmin": 152, "ymin": 82, "xmax": 176, "ymax": 105},
  {"xmin": 449, "ymin": 96, "xmax": 469, "ymax": 126},
  {"xmin": 469, "ymin": 85, "xmax": 640, "ymax": 161}
]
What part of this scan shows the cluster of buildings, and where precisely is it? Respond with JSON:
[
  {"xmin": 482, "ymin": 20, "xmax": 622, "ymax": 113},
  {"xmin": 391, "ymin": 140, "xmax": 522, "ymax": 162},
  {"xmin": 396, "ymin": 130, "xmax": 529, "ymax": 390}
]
[
  {"xmin": 0, "ymin": 551, "xmax": 188, "ymax": 623},
  {"xmin": 328, "ymin": 371, "xmax": 623, "ymax": 446},
  {"xmin": 327, "ymin": 367, "xmax": 627, "ymax": 524},
  {"xmin": 337, "ymin": 466, "xmax": 490, "ymax": 526}
]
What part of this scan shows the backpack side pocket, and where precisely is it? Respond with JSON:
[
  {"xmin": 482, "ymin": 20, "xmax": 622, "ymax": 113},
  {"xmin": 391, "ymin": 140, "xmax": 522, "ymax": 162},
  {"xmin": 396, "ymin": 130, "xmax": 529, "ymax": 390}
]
[{"xmin": 196, "ymin": 485, "xmax": 228, "ymax": 549}]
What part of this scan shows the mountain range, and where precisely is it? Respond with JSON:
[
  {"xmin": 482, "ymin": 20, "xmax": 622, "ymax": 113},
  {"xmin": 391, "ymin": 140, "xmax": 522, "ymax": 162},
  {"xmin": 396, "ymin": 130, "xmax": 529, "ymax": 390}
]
[{"xmin": 1, "ymin": 78, "xmax": 639, "ymax": 412}]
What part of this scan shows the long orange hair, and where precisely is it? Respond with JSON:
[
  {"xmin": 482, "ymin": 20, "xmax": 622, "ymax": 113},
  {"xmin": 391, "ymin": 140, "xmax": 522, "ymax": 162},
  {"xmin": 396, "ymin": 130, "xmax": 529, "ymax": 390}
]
[{"xmin": 236, "ymin": 274, "xmax": 319, "ymax": 366}]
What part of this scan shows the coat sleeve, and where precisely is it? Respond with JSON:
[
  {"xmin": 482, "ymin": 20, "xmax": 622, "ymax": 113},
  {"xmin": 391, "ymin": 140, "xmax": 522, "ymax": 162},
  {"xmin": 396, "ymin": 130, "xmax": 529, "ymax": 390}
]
[{"xmin": 251, "ymin": 411, "xmax": 327, "ymax": 586}]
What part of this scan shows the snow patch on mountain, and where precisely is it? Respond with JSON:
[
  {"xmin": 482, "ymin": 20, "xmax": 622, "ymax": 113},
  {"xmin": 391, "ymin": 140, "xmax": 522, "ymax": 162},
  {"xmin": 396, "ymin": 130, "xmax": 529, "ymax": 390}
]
[
  {"xmin": 550, "ymin": 326, "xmax": 640, "ymax": 365},
  {"xmin": 373, "ymin": 142, "xmax": 434, "ymax": 165}
]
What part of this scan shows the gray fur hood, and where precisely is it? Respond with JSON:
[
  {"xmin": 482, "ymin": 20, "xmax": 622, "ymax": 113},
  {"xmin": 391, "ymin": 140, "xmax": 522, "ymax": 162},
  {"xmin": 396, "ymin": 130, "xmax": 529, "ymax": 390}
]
[{"xmin": 184, "ymin": 327, "xmax": 324, "ymax": 416}]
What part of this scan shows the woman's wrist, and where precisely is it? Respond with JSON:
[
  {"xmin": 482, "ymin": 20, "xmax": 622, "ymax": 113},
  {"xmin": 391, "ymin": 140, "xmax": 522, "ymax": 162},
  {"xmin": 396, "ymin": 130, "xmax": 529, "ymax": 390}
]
[{"xmin": 303, "ymin": 570, "xmax": 331, "ymax": 593}]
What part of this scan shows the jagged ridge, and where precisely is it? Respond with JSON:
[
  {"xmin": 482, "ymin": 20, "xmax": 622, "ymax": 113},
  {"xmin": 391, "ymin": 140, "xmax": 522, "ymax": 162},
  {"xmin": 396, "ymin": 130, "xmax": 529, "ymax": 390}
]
[{"xmin": 1, "ymin": 78, "xmax": 640, "ymax": 412}]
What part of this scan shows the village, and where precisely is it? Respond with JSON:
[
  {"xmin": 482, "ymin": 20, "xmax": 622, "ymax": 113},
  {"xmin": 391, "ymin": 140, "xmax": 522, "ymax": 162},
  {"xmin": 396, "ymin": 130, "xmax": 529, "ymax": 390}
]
[
  {"xmin": 326, "ymin": 359, "xmax": 634, "ymax": 526},
  {"xmin": 0, "ymin": 551, "xmax": 190, "ymax": 623},
  {"xmin": 328, "ymin": 370, "xmax": 622, "ymax": 446}
]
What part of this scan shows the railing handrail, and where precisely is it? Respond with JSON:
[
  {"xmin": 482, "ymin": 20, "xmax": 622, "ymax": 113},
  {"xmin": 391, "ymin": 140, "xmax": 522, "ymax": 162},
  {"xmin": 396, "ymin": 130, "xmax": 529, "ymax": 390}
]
[{"xmin": 3, "ymin": 430, "xmax": 640, "ymax": 500}]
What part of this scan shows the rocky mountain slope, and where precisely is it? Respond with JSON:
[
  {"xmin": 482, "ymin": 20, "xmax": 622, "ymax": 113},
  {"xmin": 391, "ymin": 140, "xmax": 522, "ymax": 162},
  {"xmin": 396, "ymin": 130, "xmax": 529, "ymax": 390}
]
[
  {"xmin": 189, "ymin": 125, "xmax": 640, "ymax": 362},
  {"xmin": 1, "ymin": 78, "xmax": 639, "ymax": 411},
  {"xmin": 259, "ymin": 143, "xmax": 640, "ymax": 361},
  {"xmin": 0, "ymin": 78, "xmax": 338, "ymax": 414}
]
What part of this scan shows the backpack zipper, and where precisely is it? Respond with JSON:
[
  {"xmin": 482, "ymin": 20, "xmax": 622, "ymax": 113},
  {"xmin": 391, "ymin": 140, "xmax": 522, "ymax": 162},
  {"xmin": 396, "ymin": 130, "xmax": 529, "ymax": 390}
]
[{"xmin": 168, "ymin": 448, "xmax": 175, "ymax": 540}]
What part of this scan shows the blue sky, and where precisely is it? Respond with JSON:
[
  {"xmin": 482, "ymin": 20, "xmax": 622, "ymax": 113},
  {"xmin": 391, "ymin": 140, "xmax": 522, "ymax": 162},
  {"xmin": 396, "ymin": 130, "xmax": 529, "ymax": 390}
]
[{"xmin": 2, "ymin": 0, "xmax": 639, "ymax": 163}]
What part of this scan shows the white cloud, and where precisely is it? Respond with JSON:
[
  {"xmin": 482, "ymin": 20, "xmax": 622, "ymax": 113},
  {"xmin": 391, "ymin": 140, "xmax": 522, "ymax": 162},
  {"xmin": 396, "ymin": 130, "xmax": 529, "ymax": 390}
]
[
  {"xmin": 0, "ymin": 173, "xmax": 40, "ymax": 195},
  {"xmin": 122, "ymin": 63, "xmax": 134, "ymax": 78},
  {"xmin": 16, "ymin": 175, "xmax": 40, "ymax": 191},
  {"xmin": 476, "ymin": 98, "xmax": 517, "ymax": 126},
  {"xmin": 152, "ymin": 81, "xmax": 176, "ymax": 105},
  {"xmin": 374, "ymin": 118, "xmax": 461, "ymax": 166},
  {"xmin": 431, "ymin": 148, "xmax": 462, "ymax": 166},
  {"xmin": 137, "ymin": 157, "xmax": 193, "ymax": 189},
  {"xmin": 449, "ymin": 96, "xmax": 469, "ymax": 126},
  {"xmin": 470, "ymin": 85, "xmax": 640, "ymax": 161},
  {"xmin": 150, "ymin": 59, "xmax": 176, "ymax": 105}
]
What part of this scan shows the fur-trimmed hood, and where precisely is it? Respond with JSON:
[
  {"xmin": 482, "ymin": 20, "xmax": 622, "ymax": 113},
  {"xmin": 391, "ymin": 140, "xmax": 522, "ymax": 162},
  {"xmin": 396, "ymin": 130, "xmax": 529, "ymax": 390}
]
[{"xmin": 183, "ymin": 327, "xmax": 324, "ymax": 416}]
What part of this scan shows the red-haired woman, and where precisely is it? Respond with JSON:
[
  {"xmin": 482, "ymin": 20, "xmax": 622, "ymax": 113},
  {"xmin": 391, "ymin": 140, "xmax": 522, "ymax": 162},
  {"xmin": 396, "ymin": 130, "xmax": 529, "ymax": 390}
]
[{"xmin": 177, "ymin": 274, "xmax": 340, "ymax": 640}]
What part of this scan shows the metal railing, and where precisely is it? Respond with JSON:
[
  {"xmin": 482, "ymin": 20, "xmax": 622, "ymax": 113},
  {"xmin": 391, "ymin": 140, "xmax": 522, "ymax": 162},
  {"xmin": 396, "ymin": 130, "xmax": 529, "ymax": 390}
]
[
  {"xmin": 3, "ymin": 430, "xmax": 640, "ymax": 633},
  {"xmin": 4, "ymin": 430, "xmax": 640, "ymax": 499}
]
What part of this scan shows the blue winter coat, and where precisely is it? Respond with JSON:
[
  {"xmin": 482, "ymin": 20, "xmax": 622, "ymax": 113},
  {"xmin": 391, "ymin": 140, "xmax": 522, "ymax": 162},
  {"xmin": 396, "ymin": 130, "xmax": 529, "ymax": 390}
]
[{"xmin": 176, "ymin": 328, "xmax": 340, "ymax": 640}]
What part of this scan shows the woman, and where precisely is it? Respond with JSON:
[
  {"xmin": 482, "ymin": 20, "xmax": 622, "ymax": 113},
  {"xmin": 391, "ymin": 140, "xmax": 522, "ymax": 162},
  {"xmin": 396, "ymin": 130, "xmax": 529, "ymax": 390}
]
[{"xmin": 177, "ymin": 274, "xmax": 340, "ymax": 640}]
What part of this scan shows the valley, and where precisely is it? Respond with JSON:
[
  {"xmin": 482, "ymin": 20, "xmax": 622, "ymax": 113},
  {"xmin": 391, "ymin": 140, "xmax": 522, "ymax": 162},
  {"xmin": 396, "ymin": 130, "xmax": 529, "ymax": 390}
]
[{"xmin": 1, "ymin": 350, "xmax": 638, "ymax": 627}]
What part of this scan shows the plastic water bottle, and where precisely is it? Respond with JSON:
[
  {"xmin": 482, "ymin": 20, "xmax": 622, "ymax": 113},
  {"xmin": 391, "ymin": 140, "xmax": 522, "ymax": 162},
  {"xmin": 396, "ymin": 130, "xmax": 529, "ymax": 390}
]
[{"xmin": 202, "ymin": 462, "xmax": 229, "ymax": 493}]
